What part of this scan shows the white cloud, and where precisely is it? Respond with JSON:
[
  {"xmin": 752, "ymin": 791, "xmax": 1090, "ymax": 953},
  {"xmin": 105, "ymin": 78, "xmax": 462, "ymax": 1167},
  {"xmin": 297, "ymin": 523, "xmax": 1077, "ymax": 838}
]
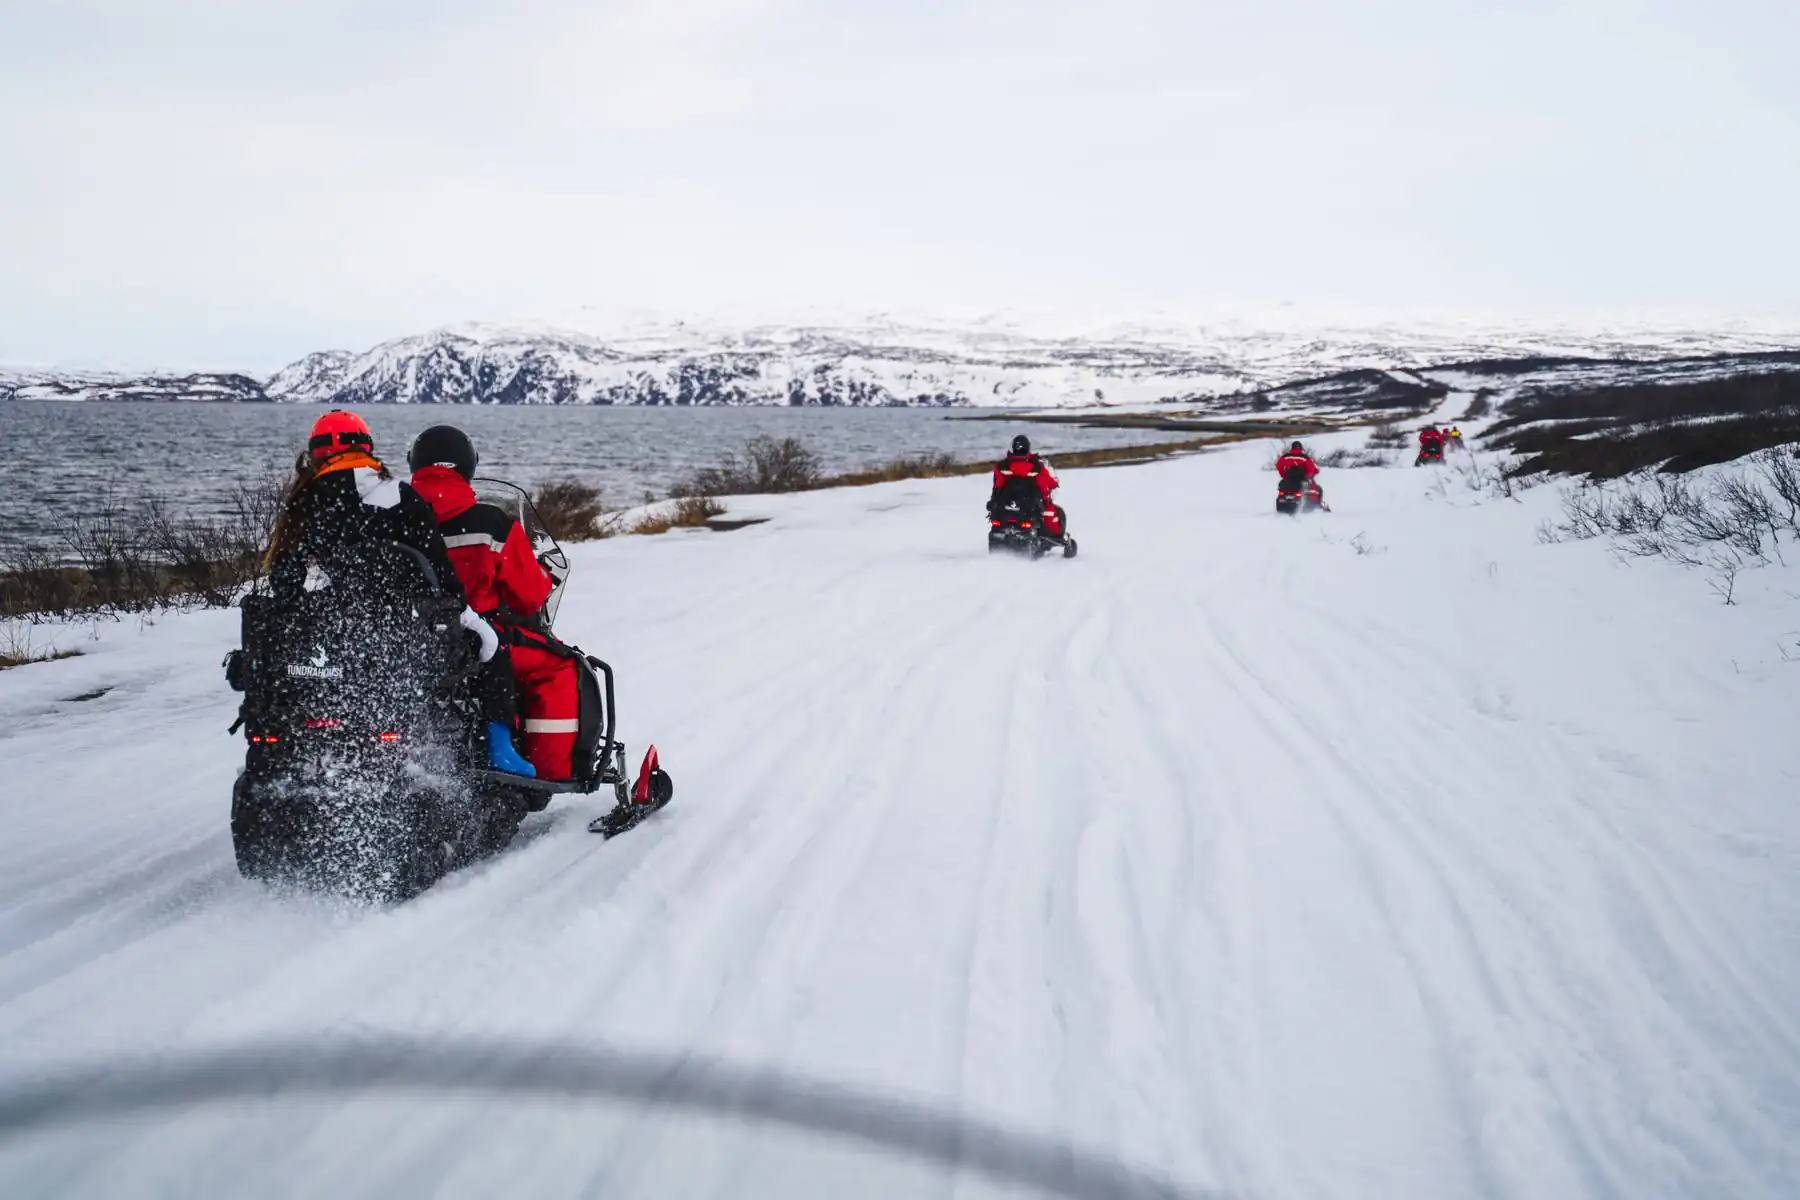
[{"xmin": 3, "ymin": 0, "xmax": 1797, "ymax": 368}]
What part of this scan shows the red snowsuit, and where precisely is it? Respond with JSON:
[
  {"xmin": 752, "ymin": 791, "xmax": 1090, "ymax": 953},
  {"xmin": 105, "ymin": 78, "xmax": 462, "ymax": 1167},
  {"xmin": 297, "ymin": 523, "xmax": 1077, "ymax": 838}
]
[
  {"xmin": 410, "ymin": 466, "xmax": 581, "ymax": 781},
  {"xmin": 991, "ymin": 454, "xmax": 1065, "ymax": 537},
  {"xmin": 1275, "ymin": 452, "xmax": 1323, "ymax": 500},
  {"xmin": 1419, "ymin": 428, "xmax": 1445, "ymax": 454},
  {"xmin": 1275, "ymin": 452, "xmax": 1318, "ymax": 482}
]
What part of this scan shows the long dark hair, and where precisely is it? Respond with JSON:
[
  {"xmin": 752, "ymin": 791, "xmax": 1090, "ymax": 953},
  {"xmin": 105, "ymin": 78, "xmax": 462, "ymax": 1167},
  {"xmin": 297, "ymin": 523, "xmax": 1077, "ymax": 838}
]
[{"xmin": 263, "ymin": 449, "xmax": 392, "ymax": 569}]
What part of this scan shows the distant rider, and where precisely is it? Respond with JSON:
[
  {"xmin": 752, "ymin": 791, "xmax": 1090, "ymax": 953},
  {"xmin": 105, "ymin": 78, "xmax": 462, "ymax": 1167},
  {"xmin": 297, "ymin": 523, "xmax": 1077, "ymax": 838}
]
[
  {"xmin": 988, "ymin": 434, "xmax": 1068, "ymax": 542},
  {"xmin": 408, "ymin": 425, "xmax": 583, "ymax": 783},
  {"xmin": 263, "ymin": 411, "xmax": 518, "ymax": 772},
  {"xmin": 1275, "ymin": 441, "xmax": 1324, "ymax": 505}
]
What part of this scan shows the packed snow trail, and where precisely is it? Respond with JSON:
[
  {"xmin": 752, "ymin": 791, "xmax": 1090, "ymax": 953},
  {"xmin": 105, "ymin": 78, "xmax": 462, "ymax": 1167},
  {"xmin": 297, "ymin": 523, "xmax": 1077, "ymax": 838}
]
[{"xmin": 1, "ymin": 422, "xmax": 1797, "ymax": 1198}]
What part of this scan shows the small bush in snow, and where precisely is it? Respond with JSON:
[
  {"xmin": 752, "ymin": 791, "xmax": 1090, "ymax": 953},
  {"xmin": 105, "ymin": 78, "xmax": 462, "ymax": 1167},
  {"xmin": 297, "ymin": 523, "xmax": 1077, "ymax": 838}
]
[
  {"xmin": 1366, "ymin": 424, "xmax": 1410, "ymax": 449},
  {"xmin": 675, "ymin": 436, "xmax": 821, "ymax": 496},
  {"xmin": 530, "ymin": 478, "xmax": 610, "ymax": 542},
  {"xmin": 1546, "ymin": 449, "xmax": 1800, "ymax": 599}
]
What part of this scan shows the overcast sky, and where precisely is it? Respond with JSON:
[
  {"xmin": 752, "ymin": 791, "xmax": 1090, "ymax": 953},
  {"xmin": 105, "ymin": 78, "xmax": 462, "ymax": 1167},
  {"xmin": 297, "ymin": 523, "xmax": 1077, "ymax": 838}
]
[{"xmin": 3, "ymin": 0, "xmax": 1797, "ymax": 369}]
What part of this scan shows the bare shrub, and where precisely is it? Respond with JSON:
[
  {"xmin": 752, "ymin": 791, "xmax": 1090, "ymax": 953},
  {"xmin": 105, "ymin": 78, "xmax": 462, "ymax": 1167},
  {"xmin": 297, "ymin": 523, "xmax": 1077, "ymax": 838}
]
[
  {"xmin": 1755, "ymin": 447, "xmax": 1800, "ymax": 532},
  {"xmin": 1, "ymin": 477, "xmax": 283, "ymax": 619},
  {"xmin": 0, "ymin": 545, "xmax": 88, "ymax": 620},
  {"xmin": 530, "ymin": 478, "xmax": 610, "ymax": 541},
  {"xmin": 1708, "ymin": 557, "xmax": 1742, "ymax": 605},
  {"xmin": 675, "ymin": 435, "xmax": 821, "ymax": 496},
  {"xmin": 1546, "ymin": 461, "xmax": 1800, "ymax": 600},
  {"xmin": 1366, "ymin": 424, "xmax": 1408, "ymax": 449}
]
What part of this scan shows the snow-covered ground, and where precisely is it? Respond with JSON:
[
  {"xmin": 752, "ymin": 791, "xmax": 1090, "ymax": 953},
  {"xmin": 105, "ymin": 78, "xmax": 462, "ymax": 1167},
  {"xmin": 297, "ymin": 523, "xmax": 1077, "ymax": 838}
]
[{"xmin": 1, "ymin": 410, "xmax": 1797, "ymax": 1198}]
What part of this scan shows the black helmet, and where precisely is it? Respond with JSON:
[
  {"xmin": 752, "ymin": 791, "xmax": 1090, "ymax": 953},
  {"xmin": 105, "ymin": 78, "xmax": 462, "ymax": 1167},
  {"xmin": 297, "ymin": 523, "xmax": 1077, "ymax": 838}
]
[
  {"xmin": 1290, "ymin": 441, "xmax": 1304, "ymax": 454},
  {"xmin": 1011, "ymin": 434, "xmax": 1031, "ymax": 456},
  {"xmin": 408, "ymin": 424, "xmax": 478, "ymax": 480}
]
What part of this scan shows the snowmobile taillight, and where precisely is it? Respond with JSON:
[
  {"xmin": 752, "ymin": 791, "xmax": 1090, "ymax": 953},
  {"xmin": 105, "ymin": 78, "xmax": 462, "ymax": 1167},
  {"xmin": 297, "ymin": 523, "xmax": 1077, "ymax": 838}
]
[
  {"xmin": 304, "ymin": 718, "xmax": 341, "ymax": 729},
  {"xmin": 377, "ymin": 732, "xmax": 402, "ymax": 743},
  {"xmin": 991, "ymin": 520, "xmax": 1000, "ymax": 527},
  {"xmin": 251, "ymin": 735, "xmax": 279, "ymax": 745},
  {"xmin": 1022, "ymin": 521, "xmax": 1033, "ymax": 529}
]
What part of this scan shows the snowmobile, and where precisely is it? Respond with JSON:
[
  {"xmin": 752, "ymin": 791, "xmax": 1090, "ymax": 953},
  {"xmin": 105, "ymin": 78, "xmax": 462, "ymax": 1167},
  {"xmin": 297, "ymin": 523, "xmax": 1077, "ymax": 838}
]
[
  {"xmin": 1415, "ymin": 444, "xmax": 1445, "ymax": 467},
  {"xmin": 987, "ymin": 477, "xmax": 1077, "ymax": 559},
  {"xmin": 224, "ymin": 480, "xmax": 671, "ymax": 902},
  {"xmin": 1275, "ymin": 467, "xmax": 1326, "ymax": 516}
]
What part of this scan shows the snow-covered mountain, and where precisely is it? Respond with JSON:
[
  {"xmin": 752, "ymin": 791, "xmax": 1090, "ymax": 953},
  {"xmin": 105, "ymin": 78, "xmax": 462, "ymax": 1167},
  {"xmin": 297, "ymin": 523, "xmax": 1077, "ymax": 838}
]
[
  {"xmin": 262, "ymin": 349, "xmax": 355, "ymax": 402},
  {"xmin": 0, "ymin": 368, "xmax": 264, "ymax": 404},
  {"xmin": 9, "ymin": 313, "xmax": 1799, "ymax": 408},
  {"xmin": 262, "ymin": 316, "xmax": 1800, "ymax": 409}
]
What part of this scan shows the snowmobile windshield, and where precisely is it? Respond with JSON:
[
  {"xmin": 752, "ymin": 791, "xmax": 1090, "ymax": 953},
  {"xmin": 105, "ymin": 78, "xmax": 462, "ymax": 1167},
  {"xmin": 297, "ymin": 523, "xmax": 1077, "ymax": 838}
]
[{"xmin": 473, "ymin": 478, "xmax": 571, "ymax": 628}]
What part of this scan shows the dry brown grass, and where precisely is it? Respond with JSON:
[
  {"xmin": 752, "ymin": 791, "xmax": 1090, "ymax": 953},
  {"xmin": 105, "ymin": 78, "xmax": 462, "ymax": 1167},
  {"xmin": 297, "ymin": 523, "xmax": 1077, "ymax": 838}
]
[
  {"xmin": 672, "ymin": 430, "xmax": 1275, "ymax": 509},
  {"xmin": 0, "ymin": 626, "xmax": 82, "ymax": 669},
  {"xmin": 628, "ymin": 495, "xmax": 728, "ymax": 535},
  {"xmin": 815, "ymin": 451, "xmax": 979, "ymax": 488},
  {"xmin": 1048, "ymin": 433, "xmax": 1259, "ymax": 469}
]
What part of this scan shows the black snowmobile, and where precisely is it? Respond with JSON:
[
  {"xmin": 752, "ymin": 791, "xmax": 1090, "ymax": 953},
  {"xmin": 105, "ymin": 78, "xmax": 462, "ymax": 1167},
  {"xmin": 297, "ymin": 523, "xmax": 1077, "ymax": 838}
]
[
  {"xmin": 224, "ymin": 480, "xmax": 671, "ymax": 902},
  {"xmin": 1275, "ymin": 466, "xmax": 1326, "ymax": 515},
  {"xmin": 1415, "ymin": 444, "xmax": 1445, "ymax": 467},
  {"xmin": 987, "ymin": 477, "xmax": 1077, "ymax": 559}
]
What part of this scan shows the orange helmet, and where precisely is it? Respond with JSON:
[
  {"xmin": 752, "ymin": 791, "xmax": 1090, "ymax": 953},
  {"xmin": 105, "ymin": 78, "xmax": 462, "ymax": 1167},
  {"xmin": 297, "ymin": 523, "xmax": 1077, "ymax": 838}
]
[{"xmin": 307, "ymin": 410, "xmax": 374, "ymax": 461}]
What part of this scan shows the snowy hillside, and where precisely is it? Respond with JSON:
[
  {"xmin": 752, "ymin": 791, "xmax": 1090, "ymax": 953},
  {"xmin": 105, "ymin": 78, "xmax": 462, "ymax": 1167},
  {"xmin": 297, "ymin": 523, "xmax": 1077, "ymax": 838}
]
[
  {"xmin": 1, "ymin": 410, "xmax": 1795, "ymax": 1198},
  {"xmin": 261, "ymin": 349, "xmax": 355, "ymax": 401},
  {"xmin": 264, "ymin": 315, "xmax": 1800, "ymax": 408},
  {"xmin": 9, "ymin": 314, "xmax": 1798, "ymax": 409},
  {"xmin": 0, "ymin": 368, "xmax": 264, "ymax": 404}
]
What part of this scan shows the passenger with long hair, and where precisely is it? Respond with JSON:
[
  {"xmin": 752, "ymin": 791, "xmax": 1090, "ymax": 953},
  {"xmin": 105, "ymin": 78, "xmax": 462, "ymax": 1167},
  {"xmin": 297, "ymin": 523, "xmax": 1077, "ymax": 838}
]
[{"xmin": 264, "ymin": 411, "xmax": 532, "ymax": 776}]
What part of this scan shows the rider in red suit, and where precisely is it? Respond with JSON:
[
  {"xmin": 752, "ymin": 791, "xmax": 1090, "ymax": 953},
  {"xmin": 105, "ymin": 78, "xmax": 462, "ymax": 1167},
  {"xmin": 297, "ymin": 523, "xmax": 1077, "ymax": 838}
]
[
  {"xmin": 1419, "ymin": 426, "xmax": 1446, "ymax": 458},
  {"xmin": 1275, "ymin": 441, "xmax": 1324, "ymax": 504},
  {"xmin": 989, "ymin": 435, "xmax": 1067, "ymax": 539},
  {"xmin": 407, "ymin": 426, "xmax": 582, "ymax": 782}
]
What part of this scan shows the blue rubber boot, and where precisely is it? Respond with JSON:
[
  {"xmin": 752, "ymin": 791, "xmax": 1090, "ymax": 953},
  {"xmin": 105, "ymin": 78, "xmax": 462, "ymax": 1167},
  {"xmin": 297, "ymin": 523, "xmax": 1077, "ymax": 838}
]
[{"xmin": 486, "ymin": 721, "xmax": 537, "ymax": 777}]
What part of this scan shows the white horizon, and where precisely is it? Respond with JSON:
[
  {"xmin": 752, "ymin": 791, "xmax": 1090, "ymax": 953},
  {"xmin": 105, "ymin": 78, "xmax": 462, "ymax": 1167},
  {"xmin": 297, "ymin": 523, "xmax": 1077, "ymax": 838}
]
[{"xmin": 5, "ymin": 1, "xmax": 1797, "ymax": 371}]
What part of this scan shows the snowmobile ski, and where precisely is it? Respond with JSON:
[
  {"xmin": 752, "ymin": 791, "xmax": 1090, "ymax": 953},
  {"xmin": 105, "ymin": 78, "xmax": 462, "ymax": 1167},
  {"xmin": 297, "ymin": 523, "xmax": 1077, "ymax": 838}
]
[{"xmin": 589, "ymin": 744, "xmax": 673, "ymax": 838}]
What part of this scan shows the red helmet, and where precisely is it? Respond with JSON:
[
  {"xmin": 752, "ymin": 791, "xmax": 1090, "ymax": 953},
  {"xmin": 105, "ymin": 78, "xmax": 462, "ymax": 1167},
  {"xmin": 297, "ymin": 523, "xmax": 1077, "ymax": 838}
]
[{"xmin": 307, "ymin": 410, "xmax": 374, "ymax": 461}]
